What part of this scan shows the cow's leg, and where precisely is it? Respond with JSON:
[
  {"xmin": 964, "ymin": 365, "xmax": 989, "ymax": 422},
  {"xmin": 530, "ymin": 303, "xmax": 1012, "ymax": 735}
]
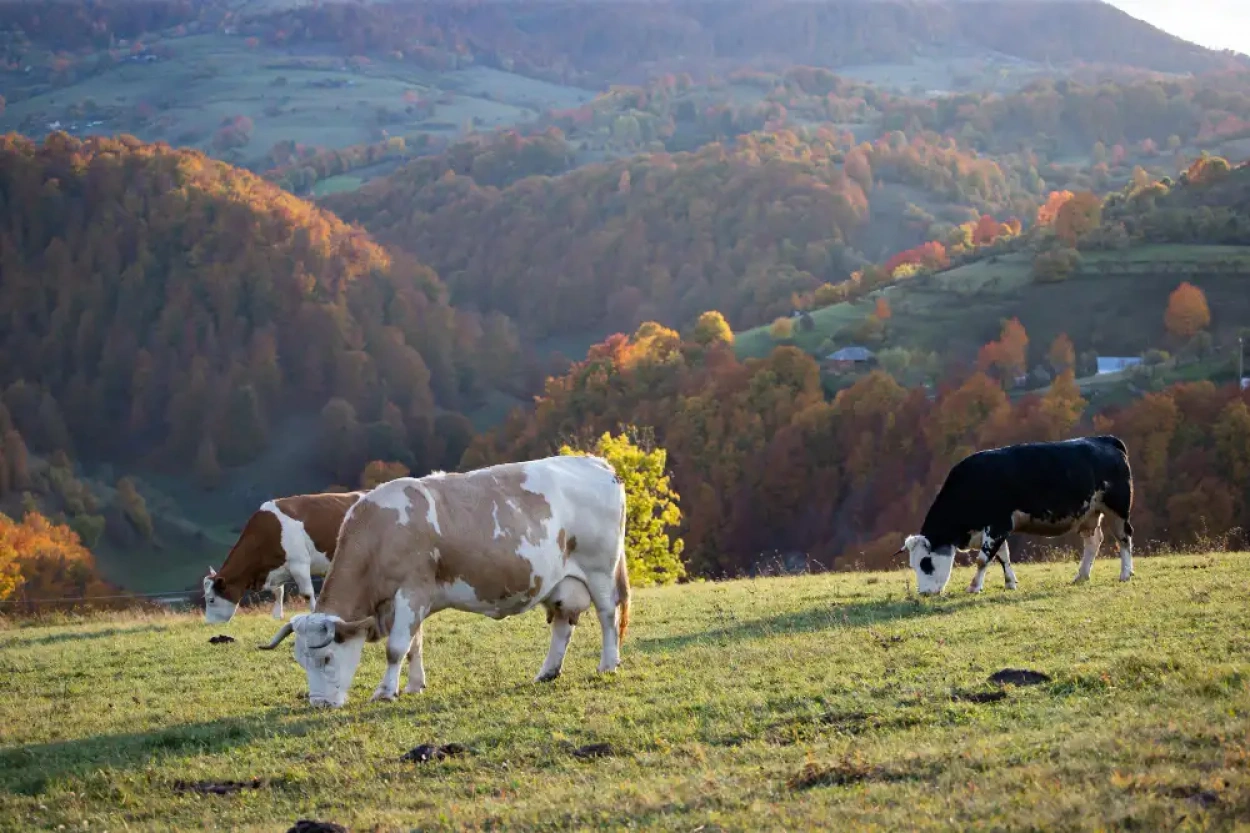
[
  {"xmin": 968, "ymin": 527, "xmax": 1009, "ymax": 593},
  {"xmin": 535, "ymin": 577, "xmax": 592, "ymax": 683},
  {"xmin": 1073, "ymin": 517, "xmax": 1104, "ymax": 584},
  {"xmin": 997, "ymin": 540, "xmax": 1018, "ymax": 590},
  {"xmin": 585, "ymin": 573, "xmax": 621, "ymax": 674},
  {"xmin": 270, "ymin": 584, "xmax": 285, "ymax": 620},
  {"xmin": 290, "ymin": 562, "xmax": 317, "ymax": 611},
  {"xmin": 1104, "ymin": 513, "xmax": 1134, "ymax": 582},
  {"xmin": 1102, "ymin": 482, "xmax": 1135, "ymax": 582},
  {"xmin": 372, "ymin": 591, "xmax": 425, "ymax": 702},
  {"xmin": 404, "ymin": 622, "xmax": 426, "ymax": 695}
]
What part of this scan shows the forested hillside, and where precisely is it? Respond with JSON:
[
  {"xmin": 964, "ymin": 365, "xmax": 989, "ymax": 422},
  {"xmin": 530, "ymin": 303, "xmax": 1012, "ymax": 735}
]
[{"xmin": 0, "ymin": 133, "xmax": 523, "ymax": 484}]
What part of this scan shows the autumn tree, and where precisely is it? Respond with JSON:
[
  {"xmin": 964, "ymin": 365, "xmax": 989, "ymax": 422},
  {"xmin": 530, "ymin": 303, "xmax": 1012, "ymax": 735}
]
[
  {"xmin": 560, "ymin": 430, "xmax": 685, "ymax": 587},
  {"xmin": 977, "ymin": 318, "xmax": 1029, "ymax": 380},
  {"xmin": 873, "ymin": 297, "xmax": 892, "ymax": 321},
  {"xmin": 1054, "ymin": 191, "xmax": 1102, "ymax": 246},
  {"xmin": 769, "ymin": 317, "xmax": 795, "ymax": 341},
  {"xmin": 692, "ymin": 310, "xmax": 734, "ymax": 347},
  {"xmin": 360, "ymin": 460, "xmax": 411, "ymax": 489},
  {"xmin": 0, "ymin": 511, "xmax": 114, "ymax": 607},
  {"xmin": 1048, "ymin": 333, "xmax": 1076, "ymax": 375},
  {"xmin": 114, "ymin": 478, "xmax": 154, "ymax": 542},
  {"xmin": 1036, "ymin": 190, "xmax": 1074, "ymax": 227},
  {"xmin": 1164, "ymin": 282, "xmax": 1211, "ymax": 339}
]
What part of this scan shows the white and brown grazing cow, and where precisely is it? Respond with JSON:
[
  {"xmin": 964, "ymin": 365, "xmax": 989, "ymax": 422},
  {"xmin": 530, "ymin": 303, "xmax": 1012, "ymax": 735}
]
[
  {"xmin": 203, "ymin": 491, "xmax": 365, "ymax": 623},
  {"xmin": 259, "ymin": 455, "xmax": 631, "ymax": 708}
]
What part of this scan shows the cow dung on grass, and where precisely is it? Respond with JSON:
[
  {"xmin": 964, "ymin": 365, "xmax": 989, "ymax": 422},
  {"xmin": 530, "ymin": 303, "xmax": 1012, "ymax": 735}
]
[
  {"xmin": 401, "ymin": 742, "xmax": 469, "ymax": 763},
  {"xmin": 288, "ymin": 821, "xmax": 348, "ymax": 833}
]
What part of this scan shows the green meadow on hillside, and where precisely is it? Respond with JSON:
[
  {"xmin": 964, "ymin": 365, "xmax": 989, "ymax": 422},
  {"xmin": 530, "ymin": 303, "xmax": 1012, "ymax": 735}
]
[
  {"xmin": 735, "ymin": 244, "xmax": 1250, "ymax": 364},
  {"xmin": 0, "ymin": 35, "xmax": 591, "ymax": 175},
  {"xmin": 2, "ymin": 554, "xmax": 1248, "ymax": 831}
]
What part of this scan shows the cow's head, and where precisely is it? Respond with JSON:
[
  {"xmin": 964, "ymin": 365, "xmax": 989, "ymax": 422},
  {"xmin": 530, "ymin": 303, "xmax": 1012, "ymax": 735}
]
[
  {"xmin": 898, "ymin": 535, "xmax": 956, "ymax": 596},
  {"xmin": 259, "ymin": 612, "xmax": 376, "ymax": 708},
  {"xmin": 202, "ymin": 567, "xmax": 239, "ymax": 624}
]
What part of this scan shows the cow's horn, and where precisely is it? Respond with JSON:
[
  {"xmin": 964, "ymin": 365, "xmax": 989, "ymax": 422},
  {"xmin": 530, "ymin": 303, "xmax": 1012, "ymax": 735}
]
[
  {"xmin": 258, "ymin": 621, "xmax": 295, "ymax": 650},
  {"xmin": 208, "ymin": 565, "xmax": 217, "ymax": 577},
  {"xmin": 893, "ymin": 546, "xmax": 908, "ymax": 558}
]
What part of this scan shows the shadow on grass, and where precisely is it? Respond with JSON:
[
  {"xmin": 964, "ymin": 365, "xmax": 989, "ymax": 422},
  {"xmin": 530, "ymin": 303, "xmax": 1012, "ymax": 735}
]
[
  {"xmin": 0, "ymin": 708, "xmax": 320, "ymax": 796},
  {"xmin": 0, "ymin": 624, "xmax": 175, "ymax": 650},
  {"xmin": 636, "ymin": 590, "xmax": 1057, "ymax": 654}
]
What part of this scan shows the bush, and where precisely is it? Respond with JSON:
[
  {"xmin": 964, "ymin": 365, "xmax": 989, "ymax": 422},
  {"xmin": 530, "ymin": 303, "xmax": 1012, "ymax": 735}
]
[
  {"xmin": 559, "ymin": 430, "xmax": 684, "ymax": 587},
  {"xmin": 769, "ymin": 317, "xmax": 795, "ymax": 341},
  {"xmin": 1033, "ymin": 248, "xmax": 1082, "ymax": 283}
]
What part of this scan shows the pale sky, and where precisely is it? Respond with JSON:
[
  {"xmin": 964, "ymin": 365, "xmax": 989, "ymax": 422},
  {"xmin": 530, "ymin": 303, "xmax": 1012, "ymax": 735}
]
[{"xmin": 1108, "ymin": 0, "xmax": 1250, "ymax": 56}]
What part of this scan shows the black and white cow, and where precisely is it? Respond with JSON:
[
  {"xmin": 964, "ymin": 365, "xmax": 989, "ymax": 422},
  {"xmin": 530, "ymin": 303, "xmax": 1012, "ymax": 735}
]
[{"xmin": 898, "ymin": 435, "xmax": 1135, "ymax": 595}]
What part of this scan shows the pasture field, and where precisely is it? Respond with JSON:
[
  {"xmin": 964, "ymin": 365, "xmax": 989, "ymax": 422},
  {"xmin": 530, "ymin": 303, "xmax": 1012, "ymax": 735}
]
[
  {"xmin": 0, "ymin": 35, "xmax": 591, "ymax": 179},
  {"xmin": 734, "ymin": 244, "xmax": 1250, "ymax": 363},
  {"xmin": 2, "ymin": 553, "xmax": 1249, "ymax": 831}
]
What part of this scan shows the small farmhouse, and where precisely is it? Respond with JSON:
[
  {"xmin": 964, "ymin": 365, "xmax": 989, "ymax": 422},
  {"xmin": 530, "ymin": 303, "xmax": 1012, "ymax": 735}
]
[
  {"xmin": 824, "ymin": 345, "xmax": 875, "ymax": 372},
  {"xmin": 1096, "ymin": 356, "xmax": 1143, "ymax": 375}
]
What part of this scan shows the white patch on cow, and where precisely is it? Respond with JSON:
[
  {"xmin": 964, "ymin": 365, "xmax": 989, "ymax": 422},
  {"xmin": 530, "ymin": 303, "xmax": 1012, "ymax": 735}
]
[
  {"xmin": 902, "ymin": 534, "xmax": 956, "ymax": 596},
  {"xmin": 262, "ymin": 501, "xmax": 331, "ymax": 614},
  {"xmin": 202, "ymin": 576, "xmax": 238, "ymax": 623},
  {"xmin": 491, "ymin": 502, "xmax": 505, "ymax": 539},
  {"xmin": 365, "ymin": 482, "xmax": 414, "ymax": 526},
  {"xmin": 373, "ymin": 589, "xmax": 419, "ymax": 702},
  {"xmin": 1118, "ymin": 539, "xmax": 1133, "ymax": 582},
  {"xmin": 1074, "ymin": 523, "xmax": 1104, "ymax": 584},
  {"xmin": 412, "ymin": 481, "xmax": 440, "ymax": 534},
  {"xmin": 440, "ymin": 578, "xmax": 487, "ymax": 610},
  {"xmin": 967, "ymin": 536, "xmax": 990, "ymax": 594},
  {"xmin": 290, "ymin": 613, "xmax": 367, "ymax": 708}
]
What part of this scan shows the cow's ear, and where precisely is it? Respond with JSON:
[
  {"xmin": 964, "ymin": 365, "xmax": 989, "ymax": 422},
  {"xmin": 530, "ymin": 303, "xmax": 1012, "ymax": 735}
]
[{"xmin": 333, "ymin": 616, "xmax": 379, "ymax": 643}]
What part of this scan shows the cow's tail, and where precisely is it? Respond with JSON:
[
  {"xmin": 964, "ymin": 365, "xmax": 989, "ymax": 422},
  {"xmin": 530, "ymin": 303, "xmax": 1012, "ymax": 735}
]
[{"xmin": 614, "ymin": 497, "xmax": 631, "ymax": 646}]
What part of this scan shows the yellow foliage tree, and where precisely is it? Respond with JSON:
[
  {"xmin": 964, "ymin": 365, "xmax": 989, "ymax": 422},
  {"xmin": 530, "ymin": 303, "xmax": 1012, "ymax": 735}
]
[
  {"xmin": 559, "ymin": 430, "xmax": 685, "ymax": 587},
  {"xmin": 0, "ymin": 511, "xmax": 110, "ymax": 603},
  {"xmin": 769, "ymin": 316, "xmax": 795, "ymax": 341},
  {"xmin": 692, "ymin": 310, "xmax": 734, "ymax": 347}
]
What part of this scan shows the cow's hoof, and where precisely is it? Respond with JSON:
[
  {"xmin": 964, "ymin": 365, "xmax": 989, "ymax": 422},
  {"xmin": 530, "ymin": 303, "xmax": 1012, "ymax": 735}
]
[
  {"xmin": 271, "ymin": 611, "xmax": 284, "ymax": 621},
  {"xmin": 966, "ymin": 583, "xmax": 983, "ymax": 594},
  {"xmin": 403, "ymin": 685, "xmax": 426, "ymax": 695},
  {"xmin": 370, "ymin": 687, "xmax": 399, "ymax": 702},
  {"xmin": 596, "ymin": 662, "xmax": 621, "ymax": 675},
  {"xmin": 534, "ymin": 669, "xmax": 560, "ymax": 683},
  {"xmin": 1005, "ymin": 582, "xmax": 1018, "ymax": 591},
  {"xmin": 1118, "ymin": 573, "xmax": 1132, "ymax": 583},
  {"xmin": 1072, "ymin": 574, "xmax": 1090, "ymax": 585}
]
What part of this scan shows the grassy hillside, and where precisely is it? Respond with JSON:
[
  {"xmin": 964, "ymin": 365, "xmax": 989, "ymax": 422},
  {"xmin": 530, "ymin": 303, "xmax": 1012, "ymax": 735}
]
[
  {"xmin": 735, "ymin": 243, "xmax": 1250, "ymax": 363},
  {"xmin": 2, "ymin": 553, "xmax": 1248, "ymax": 831}
]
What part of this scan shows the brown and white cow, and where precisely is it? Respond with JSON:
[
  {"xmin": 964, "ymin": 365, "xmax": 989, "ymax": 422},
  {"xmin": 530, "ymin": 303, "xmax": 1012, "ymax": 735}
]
[
  {"xmin": 259, "ymin": 455, "xmax": 631, "ymax": 708},
  {"xmin": 203, "ymin": 491, "xmax": 365, "ymax": 623}
]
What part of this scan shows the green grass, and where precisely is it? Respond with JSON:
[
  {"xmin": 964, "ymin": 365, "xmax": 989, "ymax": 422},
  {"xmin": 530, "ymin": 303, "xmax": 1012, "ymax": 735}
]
[
  {"xmin": 0, "ymin": 34, "xmax": 591, "ymax": 171},
  {"xmin": 735, "ymin": 244, "xmax": 1250, "ymax": 364},
  {"xmin": 3, "ymin": 553, "xmax": 1249, "ymax": 831}
]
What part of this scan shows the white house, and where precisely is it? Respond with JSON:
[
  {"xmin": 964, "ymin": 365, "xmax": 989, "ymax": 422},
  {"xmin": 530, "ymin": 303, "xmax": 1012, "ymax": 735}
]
[{"xmin": 1096, "ymin": 356, "xmax": 1143, "ymax": 375}]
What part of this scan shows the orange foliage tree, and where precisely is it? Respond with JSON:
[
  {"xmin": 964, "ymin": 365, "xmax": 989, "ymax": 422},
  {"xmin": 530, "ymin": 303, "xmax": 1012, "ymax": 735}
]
[
  {"xmin": 977, "ymin": 318, "xmax": 1029, "ymax": 380},
  {"xmin": 0, "ymin": 511, "xmax": 116, "ymax": 610},
  {"xmin": 1054, "ymin": 191, "xmax": 1102, "ymax": 246},
  {"xmin": 1164, "ymin": 282, "xmax": 1211, "ymax": 339}
]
